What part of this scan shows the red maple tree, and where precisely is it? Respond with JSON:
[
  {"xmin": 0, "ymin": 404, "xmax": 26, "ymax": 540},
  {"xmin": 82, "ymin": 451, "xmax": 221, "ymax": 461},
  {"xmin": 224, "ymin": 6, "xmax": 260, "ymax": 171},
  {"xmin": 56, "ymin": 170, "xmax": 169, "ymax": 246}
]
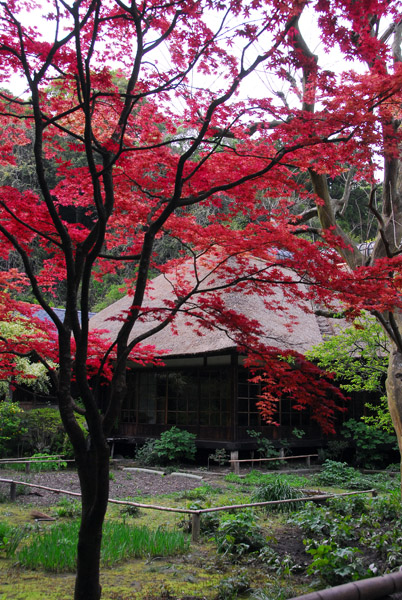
[{"xmin": 0, "ymin": 1, "xmax": 401, "ymax": 598}]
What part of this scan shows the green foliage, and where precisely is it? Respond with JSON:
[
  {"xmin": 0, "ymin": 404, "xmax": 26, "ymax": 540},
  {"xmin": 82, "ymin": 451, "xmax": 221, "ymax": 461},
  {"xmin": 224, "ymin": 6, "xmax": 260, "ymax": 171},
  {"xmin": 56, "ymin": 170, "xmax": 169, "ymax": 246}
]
[
  {"xmin": 91, "ymin": 281, "xmax": 126, "ymax": 312},
  {"xmin": 290, "ymin": 491, "xmax": 402, "ymax": 584},
  {"xmin": 305, "ymin": 541, "xmax": 367, "ymax": 586},
  {"xmin": 216, "ymin": 571, "xmax": 250, "ymax": 600},
  {"xmin": 0, "ymin": 401, "xmax": 25, "ymax": 456},
  {"xmin": 250, "ymin": 582, "xmax": 300, "ymax": 600},
  {"xmin": 341, "ymin": 419, "xmax": 397, "ymax": 468},
  {"xmin": 209, "ymin": 448, "xmax": 229, "ymax": 466},
  {"xmin": 251, "ymin": 477, "xmax": 303, "ymax": 513},
  {"xmin": 0, "ymin": 320, "xmax": 53, "ymax": 398},
  {"xmin": 0, "ymin": 521, "xmax": 28, "ymax": 558},
  {"xmin": 313, "ymin": 459, "xmax": 398, "ymax": 491},
  {"xmin": 313, "ymin": 460, "xmax": 399, "ymax": 491},
  {"xmin": 224, "ymin": 472, "xmax": 242, "ymax": 484},
  {"xmin": 307, "ymin": 313, "xmax": 392, "ymax": 431},
  {"xmin": 153, "ymin": 427, "xmax": 196, "ymax": 464},
  {"xmin": 307, "ymin": 313, "xmax": 388, "ymax": 395},
  {"xmin": 120, "ymin": 501, "xmax": 142, "ymax": 519},
  {"xmin": 178, "ymin": 500, "xmax": 220, "ymax": 537},
  {"xmin": 318, "ymin": 439, "xmax": 349, "ymax": 462},
  {"xmin": 135, "ymin": 438, "xmax": 159, "ymax": 466},
  {"xmin": 258, "ymin": 545, "xmax": 301, "ymax": 576},
  {"xmin": 27, "ymin": 453, "xmax": 67, "ymax": 472},
  {"xmin": 175, "ymin": 484, "xmax": 222, "ymax": 502},
  {"xmin": 20, "ymin": 407, "xmax": 87, "ymax": 456},
  {"xmin": 247, "ymin": 429, "xmax": 279, "ymax": 459},
  {"xmin": 327, "ymin": 494, "xmax": 369, "ymax": 516},
  {"xmin": 136, "ymin": 428, "xmax": 196, "ymax": 466},
  {"xmin": 362, "ymin": 395, "xmax": 394, "ymax": 432},
  {"xmin": 214, "ymin": 510, "xmax": 265, "ymax": 558},
  {"xmin": 17, "ymin": 520, "xmax": 189, "ymax": 572},
  {"xmin": 233, "ymin": 470, "xmax": 310, "ymax": 489},
  {"xmin": 53, "ymin": 497, "xmax": 81, "ymax": 518},
  {"xmin": 313, "ymin": 460, "xmax": 361, "ymax": 487}
]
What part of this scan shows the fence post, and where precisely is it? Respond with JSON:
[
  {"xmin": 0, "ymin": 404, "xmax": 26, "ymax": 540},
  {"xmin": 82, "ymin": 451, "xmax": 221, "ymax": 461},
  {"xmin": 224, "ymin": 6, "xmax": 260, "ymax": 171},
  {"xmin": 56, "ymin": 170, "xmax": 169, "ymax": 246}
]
[
  {"xmin": 192, "ymin": 513, "xmax": 201, "ymax": 543},
  {"xmin": 230, "ymin": 450, "xmax": 239, "ymax": 474},
  {"xmin": 25, "ymin": 462, "xmax": 30, "ymax": 474},
  {"xmin": 306, "ymin": 456, "xmax": 311, "ymax": 468},
  {"xmin": 10, "ymin": 481, "xmax": 16, "ymax": 502}
]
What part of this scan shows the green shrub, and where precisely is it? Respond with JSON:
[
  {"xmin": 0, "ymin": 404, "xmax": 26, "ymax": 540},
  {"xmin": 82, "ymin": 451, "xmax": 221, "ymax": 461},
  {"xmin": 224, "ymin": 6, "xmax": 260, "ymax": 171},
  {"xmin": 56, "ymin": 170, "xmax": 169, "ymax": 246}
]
[
  {"xmin": 305, "ymin": 540, "xmax": 369, "ymax": 586},
  {"xmin": 0, "ymin": 401, "xmax": 25, "ymax": 456},
  {"xmin": 251, "ymin": 476, "xmax": 303, "ymax": 512},
  {"xmin": 120, "ymin": 500, "xmax": 142, "ymax": 518},
  {"xmin": 30, "ymin": 452, "xmax": 67, "ymax": 472},
  {"xmin": 175, "ymin": 484, "xmax": 221, "ymax": 502},
  {"xmin": 342, "ymin": 419, "xmax": 397, "ymax": 468},
  {"xmin": 214, "ymin": 510, "xmax": 265, "ymax": 558},
  {"xmin": 153, "ymin": 427, "xmax": 196, "ymax": 464},
  {"xmin": 135, "ymin": 439, "xmax": 159, "ymax": 466},
  {"xmin": 313, "ymin": 459, "xmax": 391, "ymax": 491},
  {"xmin": 53, "ymin": 497, "xmax": 81, "ymax": 518},
  {"xmin": 313, "ymin": 460, "xmax": 357, "ymax": 487},
  {"xmin": 209, "ymin": 448, "xmax": 229, "ymax": 466},
  {"xmin": 20, "ymin": 407, "xmax": 87, "ymax": 457},
  {"xmin": 327, "ymin": 494, "xmax": 368, "ymax": 516}
]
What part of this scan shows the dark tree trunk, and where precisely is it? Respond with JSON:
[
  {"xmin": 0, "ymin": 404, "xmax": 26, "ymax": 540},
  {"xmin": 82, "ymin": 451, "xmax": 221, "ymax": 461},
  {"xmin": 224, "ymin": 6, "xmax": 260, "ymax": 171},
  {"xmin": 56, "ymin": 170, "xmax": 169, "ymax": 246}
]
[{"xmin": 74, "ymin": 443, "xmax": 110, "ymax": 600}]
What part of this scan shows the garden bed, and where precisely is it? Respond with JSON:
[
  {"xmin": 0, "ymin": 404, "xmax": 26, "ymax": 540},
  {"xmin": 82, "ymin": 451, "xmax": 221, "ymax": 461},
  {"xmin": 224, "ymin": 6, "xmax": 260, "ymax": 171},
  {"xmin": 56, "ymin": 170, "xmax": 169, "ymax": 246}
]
[
  {"xmin": 0, "ymin": 461, "xmax": 401, "ymax": 600},
  {"xmin": 0, "ymin": 464, "xmax": 206, "ymax": 506}
]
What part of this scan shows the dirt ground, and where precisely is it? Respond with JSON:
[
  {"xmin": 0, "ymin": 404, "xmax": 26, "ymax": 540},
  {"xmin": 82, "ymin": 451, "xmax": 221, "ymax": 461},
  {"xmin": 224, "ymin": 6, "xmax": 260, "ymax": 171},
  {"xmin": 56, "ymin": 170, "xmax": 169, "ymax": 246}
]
[{"xmin": 0, "ymin": 463, "xmax": 214, "ymax": 507}]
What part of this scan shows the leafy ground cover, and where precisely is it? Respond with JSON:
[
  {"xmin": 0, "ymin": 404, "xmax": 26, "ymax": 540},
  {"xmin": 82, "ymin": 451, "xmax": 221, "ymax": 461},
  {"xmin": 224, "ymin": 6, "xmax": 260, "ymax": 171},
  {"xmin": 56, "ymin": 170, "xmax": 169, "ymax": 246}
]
[{"xmin": 0, "ymin": 462, "xmax": 401, "ymax": 600}]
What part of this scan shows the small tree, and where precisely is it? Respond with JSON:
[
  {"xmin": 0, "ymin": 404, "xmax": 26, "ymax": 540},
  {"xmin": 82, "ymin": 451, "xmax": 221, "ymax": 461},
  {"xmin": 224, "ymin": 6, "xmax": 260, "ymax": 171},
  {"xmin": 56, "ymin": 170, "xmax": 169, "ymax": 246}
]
[{"xmin": 307, "ymin": 313, "xmax": 391, "ymax": 430}]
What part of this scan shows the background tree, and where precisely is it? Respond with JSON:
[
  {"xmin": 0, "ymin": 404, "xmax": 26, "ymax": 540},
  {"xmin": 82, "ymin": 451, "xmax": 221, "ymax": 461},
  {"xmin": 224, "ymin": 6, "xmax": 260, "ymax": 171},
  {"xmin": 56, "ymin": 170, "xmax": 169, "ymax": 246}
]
[
  {"xmin": 279, "ymin": 3, "xmax": 402, "ymax": 474},
  {"xmin": 307, "ymin": 312, "xmax": 392, "ymax": 431}
]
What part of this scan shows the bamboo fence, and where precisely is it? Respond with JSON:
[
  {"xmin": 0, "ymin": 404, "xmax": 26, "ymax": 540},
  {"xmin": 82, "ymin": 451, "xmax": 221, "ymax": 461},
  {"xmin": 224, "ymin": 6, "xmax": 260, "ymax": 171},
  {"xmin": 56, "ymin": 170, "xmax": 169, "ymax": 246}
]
[{"xmin": 0, "ymin": 476, "xmax": 376, "ymax": 542}]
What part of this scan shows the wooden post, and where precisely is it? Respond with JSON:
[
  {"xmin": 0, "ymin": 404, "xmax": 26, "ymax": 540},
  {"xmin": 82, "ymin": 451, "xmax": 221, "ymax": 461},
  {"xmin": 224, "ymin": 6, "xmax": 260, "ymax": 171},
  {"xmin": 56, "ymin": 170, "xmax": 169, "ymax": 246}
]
[
  {"xmin": 192, "ymin": 513, "xmax": 200, "ymax": 543},
  {"xmin": 25, "ymin": 462, "xmax": 30, "ymax": 474},
  {"xmin": 231, "ymin": 450, "xmax": 239, "ymax": 474},
  {"xmin": 306, "ymin": 456, "xmax": 311, "ymax": 467},
  {"xmin": 10, "ymin": 481, "xmax": 16, "ymax": 502}
]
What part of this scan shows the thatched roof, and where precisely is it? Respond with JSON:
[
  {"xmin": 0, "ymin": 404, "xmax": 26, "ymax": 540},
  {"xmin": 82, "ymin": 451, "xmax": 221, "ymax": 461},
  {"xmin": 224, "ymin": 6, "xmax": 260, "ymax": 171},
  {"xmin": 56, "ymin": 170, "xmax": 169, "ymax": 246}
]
[{"xmin": 89, "ymin": 258, "xmax": 328, "ymax": 358}]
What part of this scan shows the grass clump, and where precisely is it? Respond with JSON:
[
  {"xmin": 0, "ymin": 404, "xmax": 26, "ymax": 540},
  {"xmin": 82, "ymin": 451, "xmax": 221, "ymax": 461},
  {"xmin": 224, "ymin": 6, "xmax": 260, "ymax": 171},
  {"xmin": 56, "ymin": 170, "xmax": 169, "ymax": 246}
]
[
  {"xmin": 251, "ymin": 476, "xmax": 303, "ymax": 512},
  {"xmin": 17, "ymin": 520, "xmax": 189, "ymax": 572},
  {"xmin": 0, "ymin": 521, "xmax": 28, "ymax": 558},
  {"xmin": 53, "ymin": 497, "xmax": 81, "ymax": 518}
]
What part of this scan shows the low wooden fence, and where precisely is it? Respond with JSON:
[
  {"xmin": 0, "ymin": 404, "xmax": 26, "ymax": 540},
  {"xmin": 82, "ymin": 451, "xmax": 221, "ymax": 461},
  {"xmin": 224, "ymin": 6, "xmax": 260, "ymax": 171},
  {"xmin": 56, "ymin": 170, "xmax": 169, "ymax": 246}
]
[
  {"xmin": 230, "ymin": 453, "xmax": 318, "ymax": 474},
  {"xmin": 0, "ymin": 476, "xmax": 376, "ymax": 542},
  {"xmin": 0, "ymin": 456, "xmax": 75, "ymax": 473}
]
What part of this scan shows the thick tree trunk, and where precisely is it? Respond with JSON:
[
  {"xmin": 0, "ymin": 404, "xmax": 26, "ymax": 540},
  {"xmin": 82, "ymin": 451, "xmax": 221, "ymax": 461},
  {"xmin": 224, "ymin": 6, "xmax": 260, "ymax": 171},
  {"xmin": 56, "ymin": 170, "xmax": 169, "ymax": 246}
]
[
  {"xmin": 386, "ymin": 345, "xmax": 402, "ymax": 491},
  {"xmin": 74, "ymin": 444, "xmax": 110, "ymax": 600}
]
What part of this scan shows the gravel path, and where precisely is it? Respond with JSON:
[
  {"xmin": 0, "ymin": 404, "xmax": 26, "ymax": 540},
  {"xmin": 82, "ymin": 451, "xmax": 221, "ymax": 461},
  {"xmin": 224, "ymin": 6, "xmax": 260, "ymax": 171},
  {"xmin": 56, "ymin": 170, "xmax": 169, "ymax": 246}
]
[{"xmin": 0, "ymin": 464, "xmax": 210, "ymax": 507}]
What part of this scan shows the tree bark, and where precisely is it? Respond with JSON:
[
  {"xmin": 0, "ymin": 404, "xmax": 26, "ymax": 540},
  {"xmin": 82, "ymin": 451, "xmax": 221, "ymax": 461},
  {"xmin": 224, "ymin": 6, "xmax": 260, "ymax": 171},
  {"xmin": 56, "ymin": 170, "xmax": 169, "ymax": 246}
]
[
  {"xmin": 386, "ymin": 320, "xmax": 402, "ymax": 493},
  {"xmin": 74, "ymin": 443, "xmax": 110, "ymax": 600}
]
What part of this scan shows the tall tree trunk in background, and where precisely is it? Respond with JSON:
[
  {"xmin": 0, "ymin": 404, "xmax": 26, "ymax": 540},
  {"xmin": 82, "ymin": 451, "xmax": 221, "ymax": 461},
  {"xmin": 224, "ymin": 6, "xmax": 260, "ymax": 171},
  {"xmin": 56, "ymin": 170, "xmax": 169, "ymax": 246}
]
[
  {"xmin": 386, "ymin": 337, "xmax": 402, "ymax": 474},
  {"xmin": 294, "ymin": 15, "xmax": 402, "ymax": 491}
]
